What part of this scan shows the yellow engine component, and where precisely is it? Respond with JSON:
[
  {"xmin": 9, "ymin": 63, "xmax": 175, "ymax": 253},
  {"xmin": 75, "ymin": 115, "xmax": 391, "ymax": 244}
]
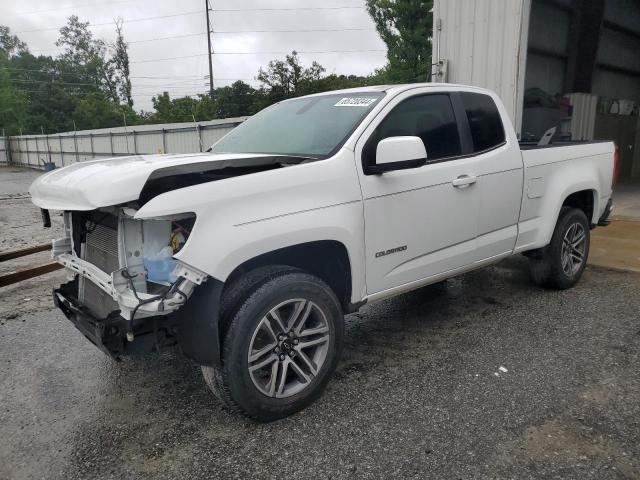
[{"xmin": 170, "ymin": 230, "xmax": 186, "ymax": 253}]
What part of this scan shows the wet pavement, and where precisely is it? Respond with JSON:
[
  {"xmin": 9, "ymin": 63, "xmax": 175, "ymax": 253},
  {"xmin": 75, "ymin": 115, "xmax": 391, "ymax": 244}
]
[
  {"xmin": 591, "ymin": 220, "xmax": 640, "ymax": 273},
  {"xmin": 612, "ymin": 181, "xmax": 640, "ymax": 221},
  {"xmin": 1, "ymin": 257, "xmax": 639, "ymax": 480}
]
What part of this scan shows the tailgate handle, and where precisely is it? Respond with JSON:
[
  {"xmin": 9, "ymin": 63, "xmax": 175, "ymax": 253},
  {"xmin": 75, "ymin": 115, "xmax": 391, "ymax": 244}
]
[{"xmin": 452, "ymin": 175, "xmax": 477, "ymax": 188}]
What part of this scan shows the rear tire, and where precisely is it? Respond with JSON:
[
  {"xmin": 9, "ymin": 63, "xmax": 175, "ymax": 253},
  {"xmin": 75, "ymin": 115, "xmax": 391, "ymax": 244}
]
[
  {"xmin": 202, "ymin": 269, "xmax": 344, "ymax": 422},
  {"xmin": 528, "ymin": 207, "xmax": 590, "ymax": 290}
]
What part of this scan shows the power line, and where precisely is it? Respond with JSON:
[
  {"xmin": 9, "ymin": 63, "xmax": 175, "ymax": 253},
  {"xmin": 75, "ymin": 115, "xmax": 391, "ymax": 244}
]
[
  {"xmin": 211, "ymin": 6, "xmax": 366, "ymax": 12},
  {"xmin": 29, "ymin": 32, "xmax": 207, "ymax": 53},
  {"xmin": 6, "ymin": 78, "xmax": 212, "ymax": 89},
  {"xmin": 6, "ymin": 78, "xmax": 98, "ymax": 87},
  {"xmin": 6, "ymin": 77, "xmax": 249, "ymax": 89},
  {"xmin": 134, "ymin": 92, "xmax": 208, "ymax": 97},
  {"xmin": 27, "ymin": 27, "xmax": 377, "ymax": 54},
  {"xmin": 0, "ymin": 66, "xmax": 95, "ymax": 78},
  {"xmin": 14, "ymin": 89, "xmax": 209, "ymax": 98},
  {"xmin": 129, "ymin": 32, "xmax": 205, "ymax": 44},
  {"xmin": 215, "ymin": 49, "xmax": 386, "ymax": 54},
  {"xmin": 130, "ymin": 49, "xmax": 385, "ymax": 64},
  {"xmin": 0, "ymin": 67, "xmax": 249, "ymax": 82},
  {"xmin": 130, "ymin": 54, "xmax": 206, "ymax": 64},
  {"xmin": 5, "ymin": 76, "xmax": 251, "ymax": 89},
  {"xmin": 132, "ymin": 75, "xmax": 252, "ymax": 80},
  {"xmin": 214, "ymin": 27, "xmax": 375, "ymax": 33},
  {"xmin": 14, "ymin": 0, "xmax": 136, "ymax": 16},
  {"xmin": 15, "ymin": 10, "xmax": 202, "ymax": 34},
  {"xmin": 134, "ymin": 80, "xmax": 252, "ymax": 87}
]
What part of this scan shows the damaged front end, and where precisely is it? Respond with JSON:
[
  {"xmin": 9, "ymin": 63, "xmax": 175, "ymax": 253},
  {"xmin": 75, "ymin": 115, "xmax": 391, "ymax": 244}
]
[{"xmin": 52, "ymin": 208, "xmax": 222, "ymax": 364}]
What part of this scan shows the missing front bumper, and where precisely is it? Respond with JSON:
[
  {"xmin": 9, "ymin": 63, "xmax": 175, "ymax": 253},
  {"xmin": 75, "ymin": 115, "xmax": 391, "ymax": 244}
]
[
  {"xmin": 53, "ymin": 280, "xmax": 178, "ymax": 359},
  {"xmin": 53, "ymin": 278, "xmax": 225, "ymax": 366},
  {"xmin": 54, "ymin": 252, "xmax": 203, "ymax": 320}
]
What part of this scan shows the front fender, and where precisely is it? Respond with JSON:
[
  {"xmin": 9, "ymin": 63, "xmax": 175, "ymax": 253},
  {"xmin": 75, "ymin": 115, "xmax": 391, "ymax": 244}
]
[
  {"xmin": 173, "ymin": 278, "xmax": 224, "ymax": 367},
  {"xmin": 134, "ymin": 150, "xmax": 366, "ymax": 304}
]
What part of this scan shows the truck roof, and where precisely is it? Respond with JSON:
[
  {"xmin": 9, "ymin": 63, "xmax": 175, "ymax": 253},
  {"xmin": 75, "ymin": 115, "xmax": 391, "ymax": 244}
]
[{"xmin": 301, "ymin": 82, "xmax": 496, "ymax": 98}]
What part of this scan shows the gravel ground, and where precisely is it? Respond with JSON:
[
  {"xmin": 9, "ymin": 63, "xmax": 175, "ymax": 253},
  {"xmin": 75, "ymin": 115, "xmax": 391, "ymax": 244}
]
[
  {"xmin": 1, "ymin": 257, "xmax": 638, "ymax": 480},
  {"xmin": 0, "ymin": 166, "xmax": 67, "ymax": 320},
  {"xmin": 1, "ymin": 165, "xmax": 639, "ymax": 479}
]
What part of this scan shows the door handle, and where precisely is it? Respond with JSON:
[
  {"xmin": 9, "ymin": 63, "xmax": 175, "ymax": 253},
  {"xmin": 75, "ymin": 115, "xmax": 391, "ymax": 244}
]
[{"xmin": 452, "ymin": 175, "xmax": 477, "ymax": 188}]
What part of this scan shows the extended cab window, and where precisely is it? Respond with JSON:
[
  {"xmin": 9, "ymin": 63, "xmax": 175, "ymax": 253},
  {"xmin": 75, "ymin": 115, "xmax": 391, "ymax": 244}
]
[
  {"xmin": 363, "ymin": 94, "xmax": 462, "ymax": 166},
  {"xmin": 459, "ymin": 92, "xmax": 505, "ymax": 152}
]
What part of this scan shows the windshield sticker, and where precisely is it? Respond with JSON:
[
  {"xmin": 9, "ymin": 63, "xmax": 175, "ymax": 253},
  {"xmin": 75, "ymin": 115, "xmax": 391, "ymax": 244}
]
[{"xmin": 334, "ymin": 97, "xmax": 378, "ymax": 107}]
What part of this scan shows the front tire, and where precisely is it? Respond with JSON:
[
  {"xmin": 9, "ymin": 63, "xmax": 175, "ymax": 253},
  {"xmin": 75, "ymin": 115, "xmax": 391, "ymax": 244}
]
[
  {"xmin": 203, "ymin": 270, "xmax": 344, "ymax": 421},
  {"xmin": 528, "ymin": 207, "xmax": 590, "ymax": 289}
]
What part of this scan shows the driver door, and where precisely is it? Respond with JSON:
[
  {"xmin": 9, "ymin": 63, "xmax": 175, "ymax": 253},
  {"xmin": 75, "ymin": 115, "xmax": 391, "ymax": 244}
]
[{"xmin": 355, "ymin": 90, "xmax": 482, "ymax": 295}]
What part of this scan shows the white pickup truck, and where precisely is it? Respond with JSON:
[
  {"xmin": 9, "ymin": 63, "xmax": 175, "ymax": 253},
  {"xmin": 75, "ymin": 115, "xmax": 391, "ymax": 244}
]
[{"xmin": 30, "ymin": 83, "xmax": 617, "ymax": 421}]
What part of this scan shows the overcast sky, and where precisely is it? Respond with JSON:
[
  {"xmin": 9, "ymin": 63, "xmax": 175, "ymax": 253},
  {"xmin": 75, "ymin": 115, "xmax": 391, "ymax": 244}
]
[{"xmin": 3, "ymin": 0, "xmax": 387, "ymax": 110}]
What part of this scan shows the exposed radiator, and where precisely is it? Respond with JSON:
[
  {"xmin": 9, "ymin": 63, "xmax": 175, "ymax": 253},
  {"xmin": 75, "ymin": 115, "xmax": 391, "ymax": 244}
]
[{"xmin": 79, "ymin": 219, "xmax": 120, "ymax": 318}]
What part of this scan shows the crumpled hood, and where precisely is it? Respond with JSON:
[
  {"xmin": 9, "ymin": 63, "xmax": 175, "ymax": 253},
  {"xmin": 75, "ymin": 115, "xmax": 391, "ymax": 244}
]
[{"xmin": 29, "ymin": 152, "xmax": 284, "ymax": 210}]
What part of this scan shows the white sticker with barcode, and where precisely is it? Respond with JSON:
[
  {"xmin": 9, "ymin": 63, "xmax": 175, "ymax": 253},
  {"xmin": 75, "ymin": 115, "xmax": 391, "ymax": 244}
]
[{"xmin": 334, "ymin": 97, "xmax": 378, "ymax": 107}]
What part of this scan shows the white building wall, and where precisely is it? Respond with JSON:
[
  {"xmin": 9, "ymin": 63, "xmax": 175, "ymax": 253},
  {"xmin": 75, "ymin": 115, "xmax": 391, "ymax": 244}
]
[{"xmin": 432, "ymin": 0, "xmax": 532, "ymax": 135}]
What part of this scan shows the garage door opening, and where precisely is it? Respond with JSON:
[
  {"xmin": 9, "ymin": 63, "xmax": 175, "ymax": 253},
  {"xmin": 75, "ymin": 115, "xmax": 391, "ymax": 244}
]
[{"xmin": 522, "ymin": 0, "xmax": 640, "ymax": 190}]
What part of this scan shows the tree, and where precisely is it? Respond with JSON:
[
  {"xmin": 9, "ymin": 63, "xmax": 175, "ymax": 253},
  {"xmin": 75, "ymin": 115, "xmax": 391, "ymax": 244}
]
[
  {"xmin": 300, "ymin": 73, "xmax": 378, "ymax": 95},
  {"xmin": 366, "ymin": 0, "xmax": 433, "ymax": 83},
  {"xmin": 147, "ymin": 92, "xmax": 202, "ymax": 124},
  {"xmin": 72, "ymin": 91, "xmax": 137, "ymax": 130},
  {"xmin": 0, "ymin": 21, "xmax": 389, "ymax": 135},
  {"xmin": 107, "ymin": 19, "xmax": 133, "ymax": 107},
  {"xmin": 0, "ymin": 51, "xmax": 28, "ymax": 134},
  {"xmin": 215, "ymin": 81, "xmax": 261, "ymax": 118},
  {"xmin": 56, "ymin": 15, "xmax": 118, "ymax": 102},
  {"xmin": 0, "ymin": 26, "xmax": 28, "ymax": 57},
  {"xmin": 0, "ymin": 25, "xmax": 28, "ymax": 58},
  {"xmin": 257, "ymin": 51, "xmax": 325, "ymax": 101}
]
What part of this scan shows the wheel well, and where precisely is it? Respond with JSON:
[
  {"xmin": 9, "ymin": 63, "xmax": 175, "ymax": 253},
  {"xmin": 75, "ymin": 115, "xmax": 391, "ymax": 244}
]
[
  {"xmin": 225, "ymin": 240, "xmax": 353, "ymax": 312},
  {"xmin": 562, "ymin": 190, "xmax": 595, "ymax": 224}
]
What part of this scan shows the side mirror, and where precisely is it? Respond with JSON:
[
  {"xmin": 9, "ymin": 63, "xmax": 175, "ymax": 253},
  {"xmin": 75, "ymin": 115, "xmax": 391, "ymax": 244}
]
[{"xmin": 367, "ymin": 136, "xmax": 428, "ymax": 174}]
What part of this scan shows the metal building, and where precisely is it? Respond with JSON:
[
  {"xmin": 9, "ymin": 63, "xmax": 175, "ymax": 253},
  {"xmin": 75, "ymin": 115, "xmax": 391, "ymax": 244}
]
[{"xmin": 432, "ymin": 0, "xmax": 640, "ymax": 180}]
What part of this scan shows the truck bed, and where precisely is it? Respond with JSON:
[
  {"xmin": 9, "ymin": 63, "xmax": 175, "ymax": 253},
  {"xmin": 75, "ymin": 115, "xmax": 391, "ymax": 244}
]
[
  {"xmin": 519, "ymin": 140, "xmax": 611, "ymax": 150},
  {"xmin": 514, "ymin": 140, "xmax": 615, "ymax": 254}
]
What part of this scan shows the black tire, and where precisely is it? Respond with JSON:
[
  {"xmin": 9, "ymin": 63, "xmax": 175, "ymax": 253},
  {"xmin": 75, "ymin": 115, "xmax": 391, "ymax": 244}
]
[
  {"xmin": 202, "ymin": 268, "xmax": 344, "ymax": 421},
  {"xmin": 202, "ymin": 265, "xmax": 298, "ymax": 404},
  {"xmin": 528, "ymin": 206, "xmax": 590, "ymax": 290}
]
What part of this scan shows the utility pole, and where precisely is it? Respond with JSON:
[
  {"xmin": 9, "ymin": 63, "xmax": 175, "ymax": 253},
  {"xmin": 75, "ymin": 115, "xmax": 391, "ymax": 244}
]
[{"xmin": 205, "ymin": 0, "xmax": 215, "ymax": 98}]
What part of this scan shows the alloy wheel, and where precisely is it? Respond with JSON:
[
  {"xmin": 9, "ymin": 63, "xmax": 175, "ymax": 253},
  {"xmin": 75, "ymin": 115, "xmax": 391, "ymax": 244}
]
[
  {"xmin": 561, "ymin": 222, "xmax": 587, "ymax": 276},
  {"xmin": 247, "ymin": 299, "xmax": 330, "ymax": 398}
]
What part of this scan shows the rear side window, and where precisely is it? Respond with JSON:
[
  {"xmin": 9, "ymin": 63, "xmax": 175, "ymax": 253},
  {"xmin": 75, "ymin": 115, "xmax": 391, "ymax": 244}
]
[
  {"xmin": 363, "ymin": 94, "xmax": 462, "ymax": 165},
  {"xmin": 460, "ymin": 92, "xmax": 505, "ymax": 152}
]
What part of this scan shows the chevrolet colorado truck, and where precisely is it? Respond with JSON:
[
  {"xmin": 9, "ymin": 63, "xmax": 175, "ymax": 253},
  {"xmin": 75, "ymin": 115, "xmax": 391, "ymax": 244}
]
[{"xmin": 30, "ymin": 84, "xmax": 617, "ymax": 421}]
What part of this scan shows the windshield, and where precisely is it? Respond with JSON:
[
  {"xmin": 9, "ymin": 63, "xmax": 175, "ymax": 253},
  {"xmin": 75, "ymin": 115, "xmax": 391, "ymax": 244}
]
[{"xmin": 210, "ymin": 92, "xmax": 384, "ymax": 158}]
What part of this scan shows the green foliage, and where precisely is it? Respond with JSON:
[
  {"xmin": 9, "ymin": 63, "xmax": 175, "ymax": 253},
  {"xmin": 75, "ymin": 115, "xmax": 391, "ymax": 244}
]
[
  {"xmin": 0, "ymin": 26, "xmax": 28, "ymax": 58},
  {"xmin": 0, "ymin": 6, "xmax": 436, "ymax": 137},
  {"xmin": 72, "ymin": 91, "xmax": 137, "ymax": 130},
  {"xmin": 0, "ymin": 51, "xmax": 28, "ymax": 135},
  {"xmin": 215, "ymin": 81, "xmax": 262, "ymax": 118},
  {"xmin": 146, "ymin": 92, "xmax": 201, "ymax": 124},
  {"xmin": 56, "ymin": 15, "xmax": 120, "ymax": 103},
  {"xmin": 0, "ymin": 20, "xmax": 137, "ymax": 134},
  {"xmin": 257, "ymin": 51, "xmax": 326, "ymax": 102},
  {"xmin": 107, "ymin": 19, "xmax": 132, "ymax": 107},
  {"xmin": 366, "ymin": 0, "xmax": 433, "ymax": 83}
]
